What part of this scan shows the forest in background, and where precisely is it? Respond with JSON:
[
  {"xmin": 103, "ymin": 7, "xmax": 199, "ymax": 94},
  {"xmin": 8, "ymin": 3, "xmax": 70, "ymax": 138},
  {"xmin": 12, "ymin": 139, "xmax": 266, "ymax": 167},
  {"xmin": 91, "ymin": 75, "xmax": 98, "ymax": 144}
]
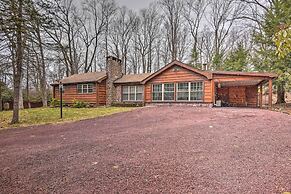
[{"xmin": 0, "ymin": 0, "xmax": 290, "ymax": 123}]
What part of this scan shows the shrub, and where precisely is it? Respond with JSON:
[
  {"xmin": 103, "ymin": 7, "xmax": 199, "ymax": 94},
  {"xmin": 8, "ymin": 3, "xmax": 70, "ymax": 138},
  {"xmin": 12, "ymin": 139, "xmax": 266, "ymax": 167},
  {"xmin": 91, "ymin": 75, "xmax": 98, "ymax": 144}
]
[
  {"xmin": 72, "ymin": 99, "xmax": 89, "ymax": 108},
  {"xmin": 50, "ymin": 98, "xmax": 65, "ymax": 107}
]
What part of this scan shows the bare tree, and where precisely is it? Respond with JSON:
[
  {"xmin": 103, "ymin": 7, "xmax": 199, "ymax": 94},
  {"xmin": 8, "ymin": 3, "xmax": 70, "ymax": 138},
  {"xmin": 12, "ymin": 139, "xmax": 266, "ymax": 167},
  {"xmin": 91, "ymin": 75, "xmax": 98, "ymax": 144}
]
[
  {"xmin": 109, "ymin": 7, "xmax": 138, "ymax": 74},
  {"xmin": 183, "ymin": 0, "xmax": 208, "ymax": 66},
  {"xmin": 0, "ymin": 0, "xmax": 27, "ymax": 123},
  {"xmin": 80, "ymin": 0, "xmax": 116, "ymax": 73},
  {"xmin": 207, "ymin": 0, "xmax": 245, "ymax": 69},
  {"xmin": 45, "ymin": 0, "xmax": 82, "ymax": 76},
  {"xmin": 160, "ymin": 0, "xmax": 188, "ymax": 61}
]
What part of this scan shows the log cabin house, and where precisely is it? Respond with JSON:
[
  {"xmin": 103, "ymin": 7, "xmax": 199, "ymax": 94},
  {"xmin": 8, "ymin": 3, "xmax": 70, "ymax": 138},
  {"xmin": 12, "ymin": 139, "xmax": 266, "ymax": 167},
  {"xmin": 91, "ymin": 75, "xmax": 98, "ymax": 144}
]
[{"xmin": 51, "ymin": 56, "xmax": 277, "ymax": 108}]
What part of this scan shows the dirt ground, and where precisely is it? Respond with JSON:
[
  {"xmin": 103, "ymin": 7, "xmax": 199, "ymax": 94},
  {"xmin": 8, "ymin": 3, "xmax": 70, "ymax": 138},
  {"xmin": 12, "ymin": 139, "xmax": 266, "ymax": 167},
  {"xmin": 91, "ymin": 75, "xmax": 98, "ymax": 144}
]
[{"xmin": 0, "ymin": 106, "xmax": 290, "ymax": 193}]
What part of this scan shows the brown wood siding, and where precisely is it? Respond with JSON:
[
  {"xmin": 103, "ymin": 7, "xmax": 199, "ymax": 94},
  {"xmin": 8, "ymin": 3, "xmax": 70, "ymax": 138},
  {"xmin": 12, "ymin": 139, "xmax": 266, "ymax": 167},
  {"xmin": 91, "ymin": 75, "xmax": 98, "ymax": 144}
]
[
  {"xmin": 229, "ymin": 87, "xmax": 246, "ymax": 106},
  {"xmin": 54, "ymin": 83, "xmax": 97, "ymax": 104},
  {"xmin": 97, "ymin": 80, "xmax": 106, "ymax": 105},
  {"xmin": 144, "ymin": 65, "xmax": 211, "ymax": 103},
  {"xmin": 246, "ymin": 86, "xmax": 258, "ymax": 107},
  {"xmin": 216, "ymin": 86, "xmax": 258, "ymax": 107}
]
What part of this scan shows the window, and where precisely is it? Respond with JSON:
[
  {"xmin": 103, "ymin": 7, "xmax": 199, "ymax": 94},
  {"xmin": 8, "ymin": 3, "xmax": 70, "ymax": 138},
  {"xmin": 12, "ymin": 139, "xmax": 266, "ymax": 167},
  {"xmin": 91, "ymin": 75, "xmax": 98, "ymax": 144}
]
[
  {"xmin": 152, "ymin": 84, "xmax": 162, "ymax": 101},
  {"xmin": 176, "ymin": 82, "xmax": 203, "ymax": 101},
  {"xmin": 130, "ymin": 86, "xmax": 135, "ymax": 101},
  {"xmin": 190, "ymin": 82, "xmax": 203, "ymax": 101},
  {"xmin": 122, "ymin": 86, "xmax": 129, "ymax": 101},
  {"xmin": 77, "ymin": 83, "xmax": 94, "ymax": 94},
  {"xmin": 164, "ymin": 83, "xmax": 175, "ymax": 101},
  {"xmin": 122, "ymin": 85, "xmax": 143, "ymax": 101},
  {"xmin": 136, "ymin": 86, "xmax": 143, "ymax": 101},
  {"xmin": 177, "ymin": 82, "xmax": 189, "ymax": 101}
]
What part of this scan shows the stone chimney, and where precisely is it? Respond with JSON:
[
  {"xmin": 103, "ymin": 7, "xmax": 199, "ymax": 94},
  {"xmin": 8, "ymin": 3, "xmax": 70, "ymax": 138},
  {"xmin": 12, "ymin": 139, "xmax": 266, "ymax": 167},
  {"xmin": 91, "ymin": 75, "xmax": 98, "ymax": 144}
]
[{"xmin": 106, "ymin": 56, "xmax": 123, "ymax": 105}]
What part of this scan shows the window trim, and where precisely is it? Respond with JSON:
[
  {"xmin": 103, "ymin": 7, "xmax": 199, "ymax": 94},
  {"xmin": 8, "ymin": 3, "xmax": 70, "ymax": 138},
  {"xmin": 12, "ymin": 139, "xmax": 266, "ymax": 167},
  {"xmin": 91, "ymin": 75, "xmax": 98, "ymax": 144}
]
[
  {"xmin": 176, "ymin": 81, "xmax": 204, "ymax": 102},
  {"xmin": 122, "ymin": 85, "xmax": 143, "ymax": 102},
  {"xmin": 152, "ymin": 83, "xmax": 163, "ymax": 102},
  {"xmin": 77, "ymin": 83, "xmax": 94, "ymax": 94},
  {"xmin": 152, "ymin": 83, "xmax": 176, "ymax": 102},
  {"xmin": 163, "ymin": 83, "xmax": 175, "ymax": 101}
]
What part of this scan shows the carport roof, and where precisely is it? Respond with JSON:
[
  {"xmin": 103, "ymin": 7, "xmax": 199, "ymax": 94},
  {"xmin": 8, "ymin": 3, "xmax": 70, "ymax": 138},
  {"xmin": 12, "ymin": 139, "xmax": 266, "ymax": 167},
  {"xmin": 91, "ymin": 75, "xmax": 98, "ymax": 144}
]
[
  {"xmin": 218, "ymin": 80, "xmax": 263, "ymax": 87},
  {"xmin": 211, "ymin": 71, "xmax": 277, "ymax": 78}
]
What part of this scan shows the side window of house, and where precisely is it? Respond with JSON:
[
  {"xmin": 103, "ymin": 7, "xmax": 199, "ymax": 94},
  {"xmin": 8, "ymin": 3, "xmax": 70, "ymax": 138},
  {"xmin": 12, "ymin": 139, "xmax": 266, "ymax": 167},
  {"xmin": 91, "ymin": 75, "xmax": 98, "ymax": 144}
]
[
  {"xmin": 163, "ymin": 83, "xmax": 175, "ymax": 101},
  {"xmin": 176, "ymin": 82, "xmax": 203, "ymax": 101},
  {"xmin": 177, "ymin": 82, "xmax": 189, "ymax": 101},
  {"xmin": 152, "ymin": 84, "xmax": 162, "ymax": 101},
  {"xmin": 77, "ymin": 83, "xmax": 94, "ymax": 94},
  {"xmin": 136, "ymin": 86, "xmax": 143, "ymax": 101},
  {"xmin": 122, "ymin": 85, "xmax": 143, "ymax": 101},
  {"xmin": 190, "ymin": 82, "xmax": 203, "ymax": 101},
  {"xmin": 122, "ymin": 86, "xmax": 129, "ymax": 101}
]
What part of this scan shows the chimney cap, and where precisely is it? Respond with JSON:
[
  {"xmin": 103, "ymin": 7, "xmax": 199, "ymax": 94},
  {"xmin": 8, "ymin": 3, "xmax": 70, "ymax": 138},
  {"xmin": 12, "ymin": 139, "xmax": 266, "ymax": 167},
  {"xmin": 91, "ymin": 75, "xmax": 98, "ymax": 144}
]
[{"xmin": 106, "ymin": 56, "xmax": 121, "ymax": 63}]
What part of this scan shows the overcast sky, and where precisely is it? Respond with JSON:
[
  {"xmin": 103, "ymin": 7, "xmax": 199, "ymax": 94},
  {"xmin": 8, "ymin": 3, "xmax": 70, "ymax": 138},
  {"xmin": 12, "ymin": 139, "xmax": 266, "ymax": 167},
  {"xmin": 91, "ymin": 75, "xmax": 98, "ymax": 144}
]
[{"xmin": 116, "ymin": 0, "xmax": 156, "ymax": 10}]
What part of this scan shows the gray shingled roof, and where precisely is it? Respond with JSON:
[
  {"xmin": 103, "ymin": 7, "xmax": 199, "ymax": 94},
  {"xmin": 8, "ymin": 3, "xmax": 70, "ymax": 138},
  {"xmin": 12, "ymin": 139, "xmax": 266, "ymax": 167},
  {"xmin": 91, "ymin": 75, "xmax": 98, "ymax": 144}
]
[
  {"xmin": 114, "ymin": 73, "xmax": 153, "ymax": 84},
  {"xmin": 51, "ymin": 72, "xmax": 107, "ymax": 85}
]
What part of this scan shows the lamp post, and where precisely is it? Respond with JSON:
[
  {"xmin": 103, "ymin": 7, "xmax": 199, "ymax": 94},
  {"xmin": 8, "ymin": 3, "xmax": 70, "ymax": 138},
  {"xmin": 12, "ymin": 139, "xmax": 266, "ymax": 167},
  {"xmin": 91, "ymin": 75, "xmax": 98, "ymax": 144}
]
[{"xmin": 59, "ymin": 81, "xmax": 63, "ymax": 119}]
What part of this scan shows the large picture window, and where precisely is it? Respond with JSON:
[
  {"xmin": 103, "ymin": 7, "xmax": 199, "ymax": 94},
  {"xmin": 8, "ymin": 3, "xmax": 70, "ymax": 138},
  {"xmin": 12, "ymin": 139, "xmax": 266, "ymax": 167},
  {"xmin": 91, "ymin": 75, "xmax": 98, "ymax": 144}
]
[
  {"xmin": 164, "ymin": 83, "xmax": 175, "ymax": 101},
  {"xmin": 190, "ymin": 82, "xmax": 203, "ymax": 101},
  {"xmin": 176, "ymin": 82, "xmax": 203, "ymax": 101},
  {"xmin": 122, "ymin": 85, "xmax": 143, "ymax": 101},
  {"xmin": 152, "ymin": 84, "xmax": 162, "ymax": 101},
  {"xmin": 77, "ymin": 83, "xmax": 94, "ymax": 94},
  {"xmin": 177, "ymin": 82, "xmax": 189, "ymax": 101}
]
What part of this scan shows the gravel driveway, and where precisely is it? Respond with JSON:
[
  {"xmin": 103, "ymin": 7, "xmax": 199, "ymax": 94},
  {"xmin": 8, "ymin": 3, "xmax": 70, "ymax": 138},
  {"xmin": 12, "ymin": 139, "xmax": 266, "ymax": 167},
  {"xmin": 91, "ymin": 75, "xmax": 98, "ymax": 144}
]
[{"xmin": 0, "ymin": 106, "xmax": 290, "ymax": 193}]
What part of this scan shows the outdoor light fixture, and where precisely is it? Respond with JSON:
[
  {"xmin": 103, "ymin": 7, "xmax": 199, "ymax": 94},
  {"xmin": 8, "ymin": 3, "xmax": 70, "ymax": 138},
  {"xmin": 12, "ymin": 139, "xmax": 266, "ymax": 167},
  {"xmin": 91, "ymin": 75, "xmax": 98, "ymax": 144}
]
[{"xmin": 59, "ymin": 81, "xmax": 63, "ymax": 119}]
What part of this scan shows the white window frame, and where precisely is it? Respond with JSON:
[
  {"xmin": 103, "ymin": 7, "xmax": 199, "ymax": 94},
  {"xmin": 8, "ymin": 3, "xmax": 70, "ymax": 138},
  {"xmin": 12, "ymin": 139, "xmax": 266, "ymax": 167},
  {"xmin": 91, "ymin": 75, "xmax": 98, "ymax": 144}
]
[
  {"xmin": 122, "ymin": 85, "xmax": 143, "ymax": 102},
  {"xmin": 176, "ymin": 82, "xmax": 190, "ymax": 101},
  {"xmin": 152, "ymin": 84, "xmax": 163, "ymax": 101},
  {"xmin": 152, "ymin": 83, "xmax": 175, "ymax": 102},
  {"xmin": 190, "ymin": 82, "xmax": 204, "ymax": 101},
  {"xmin": 163, "ymin": 83, "xmax": 175, "ymax": 101},
  {"xmin": 77, "ymin": 83, "xmax": 94, "ymax": 94},
  {"xmin": 176, "ymin": 81, "xmax": 204, "ymax": 102}
]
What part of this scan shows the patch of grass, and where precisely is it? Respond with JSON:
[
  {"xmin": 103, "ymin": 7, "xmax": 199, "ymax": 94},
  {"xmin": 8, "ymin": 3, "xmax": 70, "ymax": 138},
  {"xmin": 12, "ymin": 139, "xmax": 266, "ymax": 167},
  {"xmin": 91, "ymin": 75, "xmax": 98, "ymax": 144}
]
[{"xmin": 0, "ymin": 107, "xmax": 135, "ymax": 129}]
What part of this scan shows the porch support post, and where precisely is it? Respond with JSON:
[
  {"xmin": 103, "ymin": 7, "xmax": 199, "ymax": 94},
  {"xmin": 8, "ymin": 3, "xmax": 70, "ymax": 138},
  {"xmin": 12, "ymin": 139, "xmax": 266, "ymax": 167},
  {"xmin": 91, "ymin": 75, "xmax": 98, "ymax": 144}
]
[
  {"xmin": 96, "ymin": 82, "xmax": 99, "ymax": 106},
  {"xmin": 211, "ymin": 79, "xmax": 215, "ymax": 105},
  {"xmin": 53, "ymin": 86, "xmax": 56, "ymax": 98},
  {"xmin": 259, "ymin": 84, "xmax": 263, "ymax": 108},
  {"xmin": 268, "ymin": 79, "xmax": 272, "ymax": 109}
]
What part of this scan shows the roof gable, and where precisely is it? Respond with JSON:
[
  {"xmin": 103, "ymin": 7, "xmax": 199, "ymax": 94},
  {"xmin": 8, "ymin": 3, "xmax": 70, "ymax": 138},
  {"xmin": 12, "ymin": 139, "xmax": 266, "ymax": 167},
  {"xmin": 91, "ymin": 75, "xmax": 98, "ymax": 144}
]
[{"xmin": 141, "ymin": 60, "xmax": 212, "ymax": 84}]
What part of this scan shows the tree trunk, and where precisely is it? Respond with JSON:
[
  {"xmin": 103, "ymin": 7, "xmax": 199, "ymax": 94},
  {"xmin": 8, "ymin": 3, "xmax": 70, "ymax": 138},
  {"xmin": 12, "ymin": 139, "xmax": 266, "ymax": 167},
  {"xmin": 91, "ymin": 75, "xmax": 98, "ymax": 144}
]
[
  {"xmin": 36, "ymin": 23, "xmax": 48, "ymax": 107},
  {"xmin": 19, "ymin": 79, "xmax": 24, "ymax": 109},
  {"xmin": 0, "ymin": 83, "xmax": 2, "ymax": 111},
  {"xmin": 276, "ymin": 82, "xmax": 286, "ymax": 104},
  {"xmin": 11, "ymin": 0, "xmax": 24, "ymax": 124}
]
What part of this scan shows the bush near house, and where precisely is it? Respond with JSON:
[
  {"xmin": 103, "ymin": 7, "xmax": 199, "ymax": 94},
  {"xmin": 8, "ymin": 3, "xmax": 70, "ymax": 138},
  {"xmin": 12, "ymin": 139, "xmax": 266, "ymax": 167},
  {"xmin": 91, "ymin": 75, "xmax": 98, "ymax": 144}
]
[{"xmin": 72, "ymin": 100, "xmax": 89, "ymax": 108}]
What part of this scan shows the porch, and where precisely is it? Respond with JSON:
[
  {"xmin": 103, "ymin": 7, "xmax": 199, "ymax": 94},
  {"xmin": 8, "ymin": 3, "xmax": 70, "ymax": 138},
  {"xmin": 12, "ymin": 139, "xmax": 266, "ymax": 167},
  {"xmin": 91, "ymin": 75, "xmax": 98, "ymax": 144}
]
[{"xmin": 212, "ymin": 72, "xmax": 276, "ymax": 108}]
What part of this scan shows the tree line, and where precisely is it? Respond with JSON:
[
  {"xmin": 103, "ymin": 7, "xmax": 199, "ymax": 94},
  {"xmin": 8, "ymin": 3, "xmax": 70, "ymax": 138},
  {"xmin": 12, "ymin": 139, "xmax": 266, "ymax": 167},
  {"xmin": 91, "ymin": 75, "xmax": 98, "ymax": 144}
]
[{"xmin": 0, "ymin": 0, "xmax": 290, "ymax": 123}]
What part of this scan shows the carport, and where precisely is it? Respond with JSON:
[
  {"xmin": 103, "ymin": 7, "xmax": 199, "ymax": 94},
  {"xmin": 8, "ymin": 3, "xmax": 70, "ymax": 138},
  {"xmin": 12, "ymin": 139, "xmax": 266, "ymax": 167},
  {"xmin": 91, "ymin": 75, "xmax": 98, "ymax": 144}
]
[{"xmin": 211, "ymin": 71, "xmax": 277, "ymax": 108}]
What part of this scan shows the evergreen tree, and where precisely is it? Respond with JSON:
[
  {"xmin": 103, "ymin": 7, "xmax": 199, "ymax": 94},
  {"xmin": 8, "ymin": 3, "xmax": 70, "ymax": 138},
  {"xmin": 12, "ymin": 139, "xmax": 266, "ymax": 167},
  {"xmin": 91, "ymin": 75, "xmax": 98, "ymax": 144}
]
[
  {"xmin": 252, "ymin": 0, "xmax": 291, "ymax": 104},
  {"xmin": 223, "ymin": 43, "xmax": 249, "ymax": 71}
]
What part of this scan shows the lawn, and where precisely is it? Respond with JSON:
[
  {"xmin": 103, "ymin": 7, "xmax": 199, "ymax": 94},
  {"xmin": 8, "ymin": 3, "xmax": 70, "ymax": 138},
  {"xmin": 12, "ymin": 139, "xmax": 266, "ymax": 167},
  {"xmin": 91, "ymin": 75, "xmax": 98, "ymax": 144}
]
[{"xmin": 0, "ymin": 107, "xmax": 135, "ymax": 129}]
